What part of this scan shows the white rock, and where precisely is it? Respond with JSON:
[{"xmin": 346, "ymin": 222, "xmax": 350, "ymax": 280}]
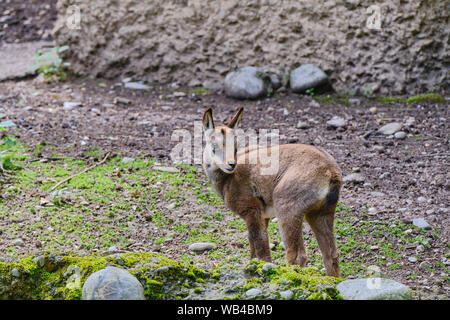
[
  {"xmin": 153, "ymin": 166, "xmax": 179, "ymax": 173},
  {"xmin": 394, "ymin": 131, "xmax": 407, "ymax": 140},
  {"xmin": 188, "ymin": 242, "xmax": 216, "ymax": 253},
  {"xmin": 124, "ymin": 82, "xmax": 151, "ymax": 90},
  {"xmin": 336, "ymin": 278, "xmax": 412, "ymax": 300},
  {"xmin": 279, "ymin": 290, "xmax": 293, "ymax": 300},
  {"xmin": 63, "ymin": 102, "xmax": 82, "ymax": 111},
  {"xmin": 326, "ymin": 116, "xmax": 346, "ymax": 128},
  {"xmin": 412, "ymin": 218, "xmax": 431, "ymax": 230},
  {"xmin": 343, "ymin": 173, "xmax": 365, "ymax": 184},
  {"xmin": 378, "ymin": 122, "xmax": 402, "ymax": 135}
]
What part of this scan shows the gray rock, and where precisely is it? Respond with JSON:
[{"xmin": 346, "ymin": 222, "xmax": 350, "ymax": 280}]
[
  {"xmin": 412, "ymin": 218, "xmax": 431, "ymax": 230},
  {"xmin": 268, "ymin": 73, "xmax": 281, "ymax": 90},
  {"xmin": 416, "ymin": 196, "xmax": 427, "ymax": 203},
  {"xmin": 415, "ymin": 245, "xmax": 425, "ymax": 253},
  {"xmin": 188, "ymin": 242, "xmax": 217, "ymax": 253},
  {"xmin": 373, "ymin": 145, "xmax": 385, "ymax": 153},
  {"xmin": 379, "ymin": 172, "xmax": 391, "ymax": 179},
  {"xmin": 121, "ymin": 157, "xmax": 135, "ymax": 164},
  {"xmin": 343, "ymin": 173, "xmax": 365, "ymax": 184},
  {"xmin": 297, "ymin": 121, "xmax": 309, "ymax": 129},
  {"xmin": 419, "ymin": 261, "xmax": 432, "ymax": 270},
  {"xmin": 114, "ymin": 97, "xmax": 132, "ymax": 105},
  {"xmin": 82, "ymin": 266, "xmax": 145, "ymax": 300},
  {"xmin": 261, "ymin": 263, "xmax": 277, "ymax": 274},
  {"xmin": 63, "ymin": 102, "xmax": 82, "ymax": 111},
  {"xmin": 279, "ymin": 289, "xmax": 294, "ymax": 300},
  {"xmin": 290, "ymin": 64, "xmax": 328, "ymax": 93},
  {"xmin": 336, "ymin": 278, "xmax": 412, "ymax": 300},
  {"xmin": 348, "ymin": 98, "xmax": 361, "ymax": 106},
  {"xmin": 153, "ymin": 166, "xmax": 179, "ymax": 173},
  {"xmin": 394, "ymin": 131, "xmax": 407, "ymax": 140},
  {"xmin": 124, "ymin": 82, "xmax": 151, "ymax": 90},
  {"xmin": 308, "ymin": 99, "xmax": 321, "ymax": 108},
  {"xmin": 12, "ymin": 238, "xmax": 24, "ymax": 247},
  {"xmin": 245, "ymin": 288, "xmax": 262, "ymax": 298},
  {"xmin": 326, "ymin": 116, "xmax": 346, "ymax": 128},
  {"xmin": 368, "ymin": 207, "xmax": 377, "ymax": 215},
  {"xmin": 378, "ymin": 122, "xmax": 402, "ymax": 135},
  {"xmin": 33, "ymin": 255, "xmax": 45, "ymax": 268},
  {"xmin": 224, "ymin": 67, "xmax": 271, "ymax": 100},
  {"xmin": 11, "ymin": 268, "xmax": 20, "ymax": 277},
  {"xmin": 408, "ymin": 257, "xmax": 417, "ymax": 263},
  {"xmin": 0, "ymin": 41, "xmax": 54, "ymax": 81}
]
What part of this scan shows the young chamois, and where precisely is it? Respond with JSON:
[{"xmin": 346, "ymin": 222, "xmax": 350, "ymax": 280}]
[{"xmin": 202, "ymin": 107, "xmax": 342, "ymax": 277}]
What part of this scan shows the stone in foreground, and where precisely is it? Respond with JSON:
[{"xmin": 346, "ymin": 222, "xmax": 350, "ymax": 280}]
[
  {"xmin": 336, "ymin": 278, "xmax": 412, "ymax": 300},
  {"xmin": 82, "ymin": 266, "xmax": 145, "ymax": 300}
]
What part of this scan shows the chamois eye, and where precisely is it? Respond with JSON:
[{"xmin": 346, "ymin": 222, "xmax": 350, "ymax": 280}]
[{"xmin": 212, "ymin": 142, "xmax": 219, "ymax": 153}]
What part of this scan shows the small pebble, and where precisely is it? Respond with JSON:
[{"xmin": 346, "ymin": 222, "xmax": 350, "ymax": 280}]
[{"xmin": 394, "ymin": 131, "xmax": 407, "ymax": 140}]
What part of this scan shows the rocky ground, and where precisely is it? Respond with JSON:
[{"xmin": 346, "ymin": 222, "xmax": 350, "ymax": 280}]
[
  {"xmin": 0, "ymin": 77, "xmax": 448, "ymax": 300},
  {"xmin": 0, "ymin": 0, "xmax": 56, "ymax": 44},
  {"xmin": 0, "ymin": 0, "xmax": 448, "ymax": 300}
]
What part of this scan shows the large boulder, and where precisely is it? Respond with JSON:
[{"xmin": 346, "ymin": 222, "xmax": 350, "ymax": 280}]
[
  {"xmin": 290, "ymin": 64, "xmax": 329, "ymax": 93},
  {"xmin": 224, "ymin": 67, "xmax": 272, "ymax": 100},
  {"xmin": 82, "ymin": 266, "xmax": 145, "ymax": 300}
]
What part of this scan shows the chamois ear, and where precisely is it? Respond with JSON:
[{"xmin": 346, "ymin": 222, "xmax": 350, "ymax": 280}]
[
  {"xmin": 228, "ymin": 107, "xmax": 244, "ymax": 129},
  {"xmin": 202, "ymin": 107, "xmax": 215, "ymax": 131}
]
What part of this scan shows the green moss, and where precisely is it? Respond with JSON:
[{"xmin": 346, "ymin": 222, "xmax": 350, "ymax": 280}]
[
  {"xmin": 406, "ymin": 93, "xmax": 445, "ymax": 104},
  {"xmin": 0, "ymin": 252, "xmax": 213, "ymax": 300},
  {"xmin": 243, "ymin": 260, "xmax": 343, "ymax": 300},
  {"xmin": 375, "ymin": 97, "xmax": 405, "ymax": 104},
  {"xmin": 242, "ymin": 278, "xmax": 262, "ymax": 291},
  {"xmin": 314, "ymin": 95, "xmax": 349, "ymax": 106}
]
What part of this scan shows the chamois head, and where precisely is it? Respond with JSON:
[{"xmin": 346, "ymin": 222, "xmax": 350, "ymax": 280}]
[{"xmin": 202, "ymin": 107, "xmax": 243, "ymax": 174}]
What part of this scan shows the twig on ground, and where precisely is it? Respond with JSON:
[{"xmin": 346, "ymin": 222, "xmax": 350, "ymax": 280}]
[{"xmin": 47, "ymin": 151, "xmax": 111, "ymax": 194}]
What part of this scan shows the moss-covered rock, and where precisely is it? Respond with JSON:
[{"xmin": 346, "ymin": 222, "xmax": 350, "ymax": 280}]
[{"xmin": 0, "ymin": 253, "xmax": 343, "ymax": 300}]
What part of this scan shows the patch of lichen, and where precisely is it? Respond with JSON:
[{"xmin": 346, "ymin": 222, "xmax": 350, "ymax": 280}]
[
  {"xmin": 244, "ymin": 260, "xmax": 343, "ymax": 300},
  {"xmin": 406, "ymin": 93, "xmax": 445, "ymax": 104}
]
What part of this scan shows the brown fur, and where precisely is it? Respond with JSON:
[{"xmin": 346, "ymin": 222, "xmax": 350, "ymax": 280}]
[{"xmin": 202, "ymin": 108, "xmax": 342, "ymax": 276}]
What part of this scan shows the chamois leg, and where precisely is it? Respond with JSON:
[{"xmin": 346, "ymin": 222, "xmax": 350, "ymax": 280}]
[
  {"xmin": 306, "ymin": 207, "xmax": 340, "ymax": 277},
  {"xmin": 243, "ymin": 211, "xmax": 271, "ymax": 262},
  {"xmin": 278, "ymin": 213, "xmax": 308, "ymax": 266},
  {"xmin": 274, "ymin": 197, "xmax": 307, "ymax": 266}
]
